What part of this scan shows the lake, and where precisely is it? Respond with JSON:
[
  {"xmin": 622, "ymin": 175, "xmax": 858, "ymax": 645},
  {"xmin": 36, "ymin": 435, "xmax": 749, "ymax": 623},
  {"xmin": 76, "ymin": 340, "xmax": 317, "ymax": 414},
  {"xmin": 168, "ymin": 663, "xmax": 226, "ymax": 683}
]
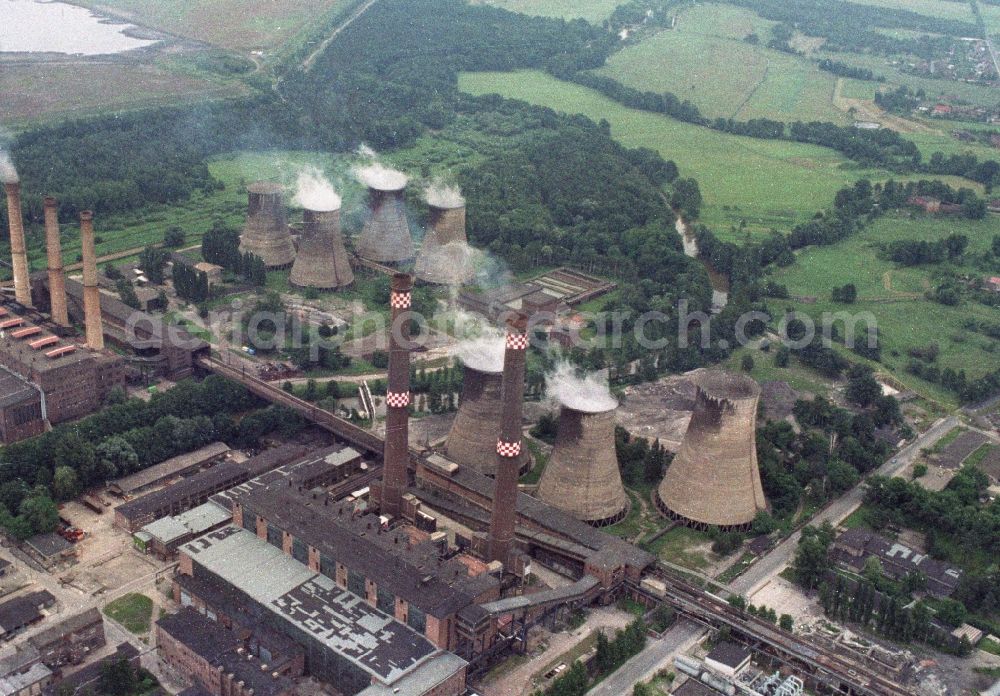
[{"xmin": 0, "ymin": 0, "xmax": 158, "ymax": 55}]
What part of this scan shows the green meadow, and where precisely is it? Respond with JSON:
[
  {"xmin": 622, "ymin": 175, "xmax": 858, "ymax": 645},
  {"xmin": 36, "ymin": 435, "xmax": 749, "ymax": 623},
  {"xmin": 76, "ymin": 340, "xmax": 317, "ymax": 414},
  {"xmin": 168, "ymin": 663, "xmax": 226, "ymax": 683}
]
[
  {"xmin": 599, "ymin": 4, "xmax": 846, "ymax": 124},
  {"xmin": 459, "ymin": 69, "xmax": 873, "ymax": 236},
  {"xmin": 472, "ymin": 0, "xmax": 621, "ymax": 23},
  {"xmin": 846, "ymin": 0, "xmax": 975, "ymax": 21}
]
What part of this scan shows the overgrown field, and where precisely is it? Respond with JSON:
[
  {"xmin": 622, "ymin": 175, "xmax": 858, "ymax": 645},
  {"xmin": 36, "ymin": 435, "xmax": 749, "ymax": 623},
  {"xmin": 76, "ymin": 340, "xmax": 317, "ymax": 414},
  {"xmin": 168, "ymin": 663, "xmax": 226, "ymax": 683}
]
[
  {"xmin": 847, "ymin": 0, "xmax": 975, "ymax": 21},
  {"xmin": 769, "ymin": 213, "xmax": 1000, "ymax": 403},
  {"xmin": 598, "ymin": 4, "xmax": 846, "ymax": 124},
  {"xmin": 470, "ymin": 0, "xmax": 622, "ymax": 23},
  {"xmin": 76, "ymin": 0, "xmax": 355, "ymax": 52},
  {"xmin": 458, "ymin": 69, "xmax": 871, "ymax": 234}
]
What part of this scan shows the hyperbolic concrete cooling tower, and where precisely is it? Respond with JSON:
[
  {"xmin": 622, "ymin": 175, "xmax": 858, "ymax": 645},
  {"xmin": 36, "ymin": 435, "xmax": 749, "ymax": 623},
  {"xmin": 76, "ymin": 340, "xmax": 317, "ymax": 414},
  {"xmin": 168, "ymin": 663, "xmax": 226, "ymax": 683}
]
[
  {"xmin": 446, "ymin": 363, "xmax": 531, "ymax": 477},
  {"xmin": 289, "ymin": 208, "xmax": 354, "ymax": 290},
  {"xmin": 356, "ymin": 185, "xmax": 414, "ymax": 264},
  {"xmin": 239, "ymin": 182, "xmax": 295, "ymax": 268},
  {"xmin": 415, "ymin": 202, "xmax": 475, "ymax": 286},
  {"xmin": 536, "ymin": 404, "xmax": 628, "ymax": 526},
  {"xmin": 656, "ymin": 372, "xmax": 767, "ymax": 530}
]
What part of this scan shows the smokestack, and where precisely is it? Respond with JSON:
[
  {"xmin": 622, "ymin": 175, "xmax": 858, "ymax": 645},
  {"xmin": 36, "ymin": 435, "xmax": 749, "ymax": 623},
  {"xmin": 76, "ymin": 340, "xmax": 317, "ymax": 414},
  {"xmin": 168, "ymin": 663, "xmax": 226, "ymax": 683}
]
[
  {"xmin": 656, "ymin": 372, "xmax": 766, "ymax": 530},
  {"xmin": 446, "ymin": 363, "xmax": 530, "ymax": 476},
  {"xmin": 487, "ymin": 313, "xmax": 529, "ymax": 566},
  {"xmin": 380, "ymin": 273, "xmax": 413, "ymax": 518},
  {"xmin": 44, "ymin": 197, "xmax": 69, "ymax": 327},
  {"xmin": 4, "ymin": 182, "xmax": 32, "ymax": 306},
  {"xmin": 356, "ymin": 185, "xmax": 414, "ymax": 265},
  {"xmin": 239, "ymin": 182, "xmax": 295, "ymax": 268},
  {"xmin": 536, "ymin": 404, "xmax": 628, "ymax": 526},
  {"xmin": 415, "ymin": 202, "xmax": 475, "ymax": 286},
  {"xmin": 289, "ymin": 208, "xmax": 354, "ymax": 290},
  {"xmin": 79, "ymin": 211, "xmax": 104, "ymax": 351}
]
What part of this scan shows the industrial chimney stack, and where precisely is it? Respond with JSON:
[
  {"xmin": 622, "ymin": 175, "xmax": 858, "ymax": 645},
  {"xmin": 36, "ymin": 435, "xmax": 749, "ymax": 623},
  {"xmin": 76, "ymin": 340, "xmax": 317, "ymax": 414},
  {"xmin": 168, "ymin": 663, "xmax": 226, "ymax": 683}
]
[
  {"xmin": 43, "ymin": 197, "xmax": 69, "ymax": 327},
  {"xmin": 379, "ymin": 273, "xmax": 414, "ymax": 518},
  {"xmin": 487, "ymin": 313, "xmax": 529, "ymax": 566},
  {"xmin": 4, "ymin": 181, "xmax": 32, "ymax": 306},
  {"xmin": 356, "ymin": 185, "xmax": 414, "ymax": 265},
  {"xmin": 446, "ymin": 363, "xmax": 530, "ymax": 477},
  {"xmin": 536, "ymin": 404, "xmax": 628, "ymax": 526},
  {"xmin": 414, "ymin": 201, "xmax": 475, "ymax": 286},
  {"xmin": 656, "ymin": 372, "xmax": 767, "ymax": 530},
  {"xmin": 289, "ymin": 208, "xmax": 354, "ymax": 290},
  {"xmin": 79, "ymin": 211, "xmax": 104, "ymax": 351},
  {"xmin": 239, "ymin": 182, "xmax": 295, "ymax": 268}
]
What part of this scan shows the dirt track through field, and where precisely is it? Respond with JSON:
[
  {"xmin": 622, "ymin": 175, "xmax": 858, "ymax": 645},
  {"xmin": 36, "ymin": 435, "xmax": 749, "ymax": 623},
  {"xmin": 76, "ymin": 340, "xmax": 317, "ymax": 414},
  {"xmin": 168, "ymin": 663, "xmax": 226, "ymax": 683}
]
[{"xmin": 832, "ymin": 78, "xmax": 938, "ymax": 134}]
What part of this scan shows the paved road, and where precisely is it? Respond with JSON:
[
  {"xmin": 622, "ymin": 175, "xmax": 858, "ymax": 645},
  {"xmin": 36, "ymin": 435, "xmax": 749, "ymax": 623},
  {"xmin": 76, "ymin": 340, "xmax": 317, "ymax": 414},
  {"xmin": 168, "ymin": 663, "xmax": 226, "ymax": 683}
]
[
  {"xmin": 732, "ymin": 415, "xmax": 959, "ymax": 597},
  {"xmin": 588, "ymin": 620, "xmax": 703, "ymax": 696}
]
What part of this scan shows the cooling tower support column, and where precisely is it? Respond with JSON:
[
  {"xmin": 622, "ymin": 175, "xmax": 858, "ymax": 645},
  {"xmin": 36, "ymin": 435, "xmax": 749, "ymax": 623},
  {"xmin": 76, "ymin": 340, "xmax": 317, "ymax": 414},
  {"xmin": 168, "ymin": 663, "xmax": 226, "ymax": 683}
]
[
  {"xmin": 4, "ymin": 182, "xmax": 32, "ymax": 306},
  {"xmin": 44, "ymin": 197, "xmax": 69, "ymax": 327},
  {"xmin": 488, "ymin": 314, "xmax": 529, "ymax": 566},
  {"xmin": 79, "ymin": 211, "xmax": 104, "ymax": 351},
  {"xmin": 380, "ymin": 273, "xmax": 413, "ymax": 518}
]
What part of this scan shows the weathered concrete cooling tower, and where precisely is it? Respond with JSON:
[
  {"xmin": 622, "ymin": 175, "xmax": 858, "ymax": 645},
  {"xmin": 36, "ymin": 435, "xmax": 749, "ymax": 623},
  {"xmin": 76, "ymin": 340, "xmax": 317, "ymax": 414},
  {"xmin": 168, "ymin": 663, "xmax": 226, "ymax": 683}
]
[
  {"xmin": 289, "ymin": 208, "xmax": 354, "ymax": 290},
  {"xmin": 415, "ymin": 202, "xmax": 475, "ymax": 285},
  {"xmin": 356, "ymin": 185, "xmax": 414, "ymax": 264},
  {"xmin": 239, "ymin": 182, "xmax": 295, "ymax": 268},
  {"xmin": 656, "ymin": 372, "xmax": 767, "ymax": 530},
  {"xmin": 446, "ymin": 363, "xmax": 531, "ymax": 476},
  {"xmin": 536, "ymin": 405, "xmax": 628, "ymax": 526}
]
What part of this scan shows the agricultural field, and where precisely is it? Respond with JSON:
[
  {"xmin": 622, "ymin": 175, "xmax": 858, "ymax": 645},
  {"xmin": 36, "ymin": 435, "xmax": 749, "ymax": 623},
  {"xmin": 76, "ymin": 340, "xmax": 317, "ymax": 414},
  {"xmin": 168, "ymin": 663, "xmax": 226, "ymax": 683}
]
[
  {"xmin": 458, "ymin": 69, "xmax": 872, "ymax": 235},
  {"xmin": 0, "ymin": 59, "xmax": 247, "ymax": 126},
  {"xmin": 76, "ymin": 0, "xmax": 355, "ymax": 53},
  {"xmin": 769, "ymin": 213, "xmax": 1000, "ymax": 404},
  {"xmin": 846, "ymin": 0, "xmax": 975, "ymax": 22},
  {"xmin": 470, "ymin": 0, "xmax": 622, "ymax": 23},
  {"xmin": 598, "ymin": 4, "xmax": 846, "ymax": 124}
]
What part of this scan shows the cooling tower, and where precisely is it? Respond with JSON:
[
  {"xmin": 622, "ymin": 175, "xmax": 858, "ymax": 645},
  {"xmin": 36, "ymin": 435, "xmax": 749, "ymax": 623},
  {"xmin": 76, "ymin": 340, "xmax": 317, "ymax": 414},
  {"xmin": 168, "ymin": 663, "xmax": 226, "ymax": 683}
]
[
  {"xmin": 536, "ymin": 405, "xmax": 628, "ymax": 526},
  {"xmin": 239, "ymin": 182, "xmax": 295, "ymax": 268},
  {"xmin": 289, "ymin": 208, "xmax": 354, "ymax": 290},
  {"xmin": 446, "ymin": 363, "xmax": 531, "ymax": 476},
  {"xmin": 414, "ymin": 203, "xmax": 475, "ymax": 285},
  {"xmin": 355, "ymin": 186, "xmax": 414, "ymax": 264},
  {"xmin": 656, "ymin": 372, "xmax": 767, "ymax": 530}
]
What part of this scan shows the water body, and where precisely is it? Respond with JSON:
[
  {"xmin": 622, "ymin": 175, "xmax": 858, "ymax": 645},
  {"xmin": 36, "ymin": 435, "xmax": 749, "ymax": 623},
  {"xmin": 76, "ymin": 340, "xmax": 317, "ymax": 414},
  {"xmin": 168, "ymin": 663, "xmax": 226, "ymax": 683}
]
[
  {"xmin": 0, "ymin": 0, "xmax": 158, "ymax": 55},
  {"xmin": 676, "ymin": 217, "xmax": 729, "ymax": 311}
]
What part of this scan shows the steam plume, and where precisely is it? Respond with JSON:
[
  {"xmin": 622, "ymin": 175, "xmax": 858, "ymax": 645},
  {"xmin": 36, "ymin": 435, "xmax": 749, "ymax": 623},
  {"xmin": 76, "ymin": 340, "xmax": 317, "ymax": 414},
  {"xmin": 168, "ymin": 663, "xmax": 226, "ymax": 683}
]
[
  {"xmin": 354, "ymin": 162, "xmax": 408, "ymax": 191},
  {"xmin": 293, "ymin": 166, "xmax": 341, "ymax": 211},
  {"xmin": 546, "ymin": 362, "xmax": 617, "ymax": 413},
  {"xmin": 425, "ymin": 181, "xmax": 464, "ymax": 209},
  {"xmin": 0, "ymin": 150, "xmax": 17, "ymax": 184}
]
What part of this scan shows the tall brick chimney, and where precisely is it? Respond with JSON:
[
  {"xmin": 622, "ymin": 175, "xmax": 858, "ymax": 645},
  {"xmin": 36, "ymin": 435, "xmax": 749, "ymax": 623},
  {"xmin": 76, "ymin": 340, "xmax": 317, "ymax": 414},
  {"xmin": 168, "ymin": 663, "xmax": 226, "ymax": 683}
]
[
  {"xmin": 79, "ymin": 211, "xmax": 104, "ymax": 351},
  {"xmin": 4, "ymin": 182, "xmax": 32, "ymax": 306},
  {"xmin": 488, "ymin": 312, "xmax": 529, "ymax": 566},
  {"xmin": 44, "ymin": 197, "xmax": 69, "ymax": 327},
  {"xmin": 380, "ymin": 273, "xmax": 413, "ymax": 518}
]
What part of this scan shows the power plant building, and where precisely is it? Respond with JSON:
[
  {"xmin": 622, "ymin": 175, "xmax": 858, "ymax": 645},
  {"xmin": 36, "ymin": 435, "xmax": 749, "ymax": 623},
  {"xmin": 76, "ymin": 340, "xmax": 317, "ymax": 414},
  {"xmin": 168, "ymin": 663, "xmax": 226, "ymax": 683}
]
[
  {"xmin": 239, "ymin": 182, "xmax": 296, "ymax": 269},
  {"xmin": 536, "ymin": 405, "xmax": 628, "ymax": 527},
  {"xmin": 656, "ymin": 372, "xmax": 767, "ymax": 530},
  {"xmin": 290, "ymin": 208, "xmax": 354, "ymax": 290}
]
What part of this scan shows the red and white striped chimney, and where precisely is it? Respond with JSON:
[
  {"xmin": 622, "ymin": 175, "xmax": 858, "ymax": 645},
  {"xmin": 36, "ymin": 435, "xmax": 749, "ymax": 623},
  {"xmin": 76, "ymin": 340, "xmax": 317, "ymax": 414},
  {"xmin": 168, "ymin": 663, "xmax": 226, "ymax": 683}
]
[
  {"xmin": 380, "ymin": 273, "xmax": 413, "ymax": 518},
  {"xmin": 487, "ymin": 312, "xmax": 529, "ymax": 566}
]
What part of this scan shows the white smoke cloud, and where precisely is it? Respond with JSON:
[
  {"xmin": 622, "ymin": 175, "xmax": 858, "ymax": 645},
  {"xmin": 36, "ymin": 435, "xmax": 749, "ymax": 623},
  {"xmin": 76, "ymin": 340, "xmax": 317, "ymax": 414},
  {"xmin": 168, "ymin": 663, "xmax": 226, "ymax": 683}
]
[
  {"xmin": 546, "ymin": 361, "xmax": 618, "ymax": 413},
  {"xmin": 425, "ymin": 181, "xmax": 464, "ymax": 209},
  {"xmin": 439, "ymin": 309, "xmax": 507, "ymax": 373},
  {"xmin": 0, "ymin": 150, "xmax": 18, "ymax": 184},
  {"xmin": 356, "ymin": 144, "xmax": 378, "ymax": 161},
  {"xmin": 353, "ymin": 162, "xmax": 408, "ymax": 191},
  {"xmin": 293, "ymin": 166, "xmax": 341, "ymax": 211}
]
